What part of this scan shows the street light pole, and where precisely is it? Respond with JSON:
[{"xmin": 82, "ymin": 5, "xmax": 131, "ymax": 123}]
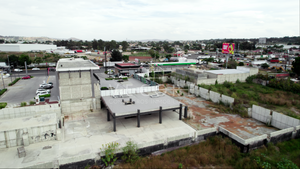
[
  {"xmin": 104, "ymin": 47, "xmax": 107, "ymax": 73},
  {"xmin": 7, "ymin": 55, "xmax": 12, "ymax": 82}
]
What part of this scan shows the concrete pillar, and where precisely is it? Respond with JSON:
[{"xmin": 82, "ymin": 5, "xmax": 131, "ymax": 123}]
[
  {"xmin": 56, "ymin": 129, "xmax": 62, "ymax": 141},
  {"xmin": 137, "ymin": 109, "xmax": 140, "ymax": 127},
  {"xmin": 113, "ymin": 113, "xmax": 116, "ymax": 132},
  {"xmin": 22, "ymin": 133, "xmax": 29, "ymax": 146},
  {"xmin": 107, "ymin": 109, "xmax": 110, "ymax": 121},
  {"xmin": 90, "ymin": 69, "xmax": 95, "ymax": 98},
  {"xmin": 184, "ymin": 106, "xmax": 188, "ymax": 118},
  {"xmin": 159, "ymin": 106, "xmax": 162, "ymax": 124},
  {"xmin": 179, "ymin": 104, "xmax": 182, "ymax": 120}
]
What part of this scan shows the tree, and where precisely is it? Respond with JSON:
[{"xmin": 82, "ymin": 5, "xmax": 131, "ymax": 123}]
[
  {"xmin": 165, "ymin": 54, "xmax": 172, "ymax": 61},
  {"xmin": 122, "ymin": 55, "xmax": 129, "ymax": 62},
  {"xmin": 6, "ymin": 54, "xmax": 19, "ymax": 67},
  {"xmin": 34, "ymin": 57, "xmax": 43, "ymax": 64},
  {"xmin": 18, "ymin": 54, "xmax": 32, "ymax": 66},
  {"xmin": 110, "ymin": 50, "xmax": 122, "ymax": 61},
  {"xmin": 292, "ymin": 57, "xmax": 300, "ymax": 76},
  {"xmin": 184, "ymin": 45, "xmax": 189, "ymax": 50},
  {"xmin": 121, "ymin": 41, "xmax": 129, "ymax": 51},
  {"xmin": 238, "ymin": 62, "xmax": 244, "ymax": 66},
  {"xmin": 261, "ymin": 63, "xmax": 269, "ymax": 69},
  {"xmin": 92, "ymin": 39, "xmax": 98, "ymax": 50}
]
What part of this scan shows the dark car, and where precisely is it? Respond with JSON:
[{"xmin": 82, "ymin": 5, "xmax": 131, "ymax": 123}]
[{"xmin": 49, "ymin": 67, "xmax": 56, "ymax": 71}]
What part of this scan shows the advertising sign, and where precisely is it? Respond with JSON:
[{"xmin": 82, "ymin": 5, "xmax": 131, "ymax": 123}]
[{"xmin": 222, "ymin": 43, "xmax": 235, "ymax": 54}]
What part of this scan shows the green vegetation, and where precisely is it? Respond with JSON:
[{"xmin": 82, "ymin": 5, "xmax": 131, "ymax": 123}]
[
  {"xmin": 118, "ymin": 136, "xmax": 300, "ymax": 168},
  {"xmin": 105, "ymin": 78, "xmax": 114, "ymax": 80},
  {"xmin": 0, "ymin": 89, "xmax": 7, "ymax": 96},
  {"xmin": 29, "ymin": 101, "xmax": 35, "ymax": 105},
  {"xmin": 199, "ymin": 79, "xmax": 300, "ymax": 119},
  {"xmin": 39, "ymin": 94, "xmax": 51, "ymax": 98},
  {"xmin": 100, "ymin": 142, "xmax": 119, "ymax": 167},
  {"xmin": 20, "ymin": 102, "xmax": 27, "ymax": 107},
  {"xmin": 130, "ymin": 52, "xmax": 151, "ymax": 57},
  {"xmin": 101, "ymin": 87, "xmax": 108, "ymax": 90},
  {"xmin": 8, "ymin": 78, "xmax": 21, "ymax": 86},
  {"xmin": 0, "ymin": 102, "xmax": 7, "ymax": 109},
  {"xmin": 121, "ymin": 141, "xmax": 140, "ymax": 164}
]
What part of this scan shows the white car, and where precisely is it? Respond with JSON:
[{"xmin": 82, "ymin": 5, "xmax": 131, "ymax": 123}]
[
  {"xmin": 119, "ymin": 75, "xmax": 128, "ymax": 78},
  {"xmin": 14, "ymin": 69, "xmax": 23, "ymax": 72},
  {"xmin": 36, "ymin": 89, "xmax": 51, "ymax": 95},
  {"xmin": 36, "ymin": 91, "xmax": 49, "ymax": 96},
  {"xmin": 32, "ymin": 68, "xmax": 40, "ymax": 70}
]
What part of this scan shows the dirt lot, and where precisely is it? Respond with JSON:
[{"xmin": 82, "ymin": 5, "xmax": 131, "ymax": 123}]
[{"xmin": 159, "ymin": 84, "xmax": 278, "ymax": 139}]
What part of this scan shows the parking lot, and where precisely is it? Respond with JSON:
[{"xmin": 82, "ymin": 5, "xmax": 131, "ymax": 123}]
[{"xmin": 0, "ymin": 75, "xmax": 59, "ymax": 107}]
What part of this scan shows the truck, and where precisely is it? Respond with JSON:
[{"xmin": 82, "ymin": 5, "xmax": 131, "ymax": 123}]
[{"xmin": 270, "ymin": 58, "xmax": 279, "ymax": 63}]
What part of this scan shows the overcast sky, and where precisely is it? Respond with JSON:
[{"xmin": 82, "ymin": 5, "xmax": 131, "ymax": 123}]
[{"xmin": 0, "ymin": 0, "xmax": 299, "ymax": 41}]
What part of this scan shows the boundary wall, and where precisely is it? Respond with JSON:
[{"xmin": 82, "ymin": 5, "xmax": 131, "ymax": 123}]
[
  {"xmin": 101, "ymin": 86, "xmax": 159, "ymax": 97},
  {"xmin": 171, "ymin": 76, "xmax": 234, "ymax": 105}
]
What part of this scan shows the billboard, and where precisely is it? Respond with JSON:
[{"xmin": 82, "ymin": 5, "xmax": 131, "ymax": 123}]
[{"xmin": 222, "ymin": 43, "xmax": 235, "ymax": 54}]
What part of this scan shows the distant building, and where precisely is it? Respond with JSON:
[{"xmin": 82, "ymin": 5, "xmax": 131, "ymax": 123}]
[{"xmin": 0, "ymin": 44, "xmax": 57, "ymax": 52}]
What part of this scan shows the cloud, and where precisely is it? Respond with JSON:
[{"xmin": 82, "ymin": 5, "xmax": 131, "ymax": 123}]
[{"xmin": 0, "ymin": 0, "xmax": 299, "ymax": 40}]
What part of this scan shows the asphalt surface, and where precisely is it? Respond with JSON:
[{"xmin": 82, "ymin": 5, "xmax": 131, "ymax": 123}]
[{"xmin": 0, "ymin": 74, "xmax": 59, "ymax": 106}]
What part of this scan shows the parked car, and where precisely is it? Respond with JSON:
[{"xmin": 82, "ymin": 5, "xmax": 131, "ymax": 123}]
[
  {"xmin": 32, "ymin": 68, "xmax": 40, "ymax": 70},
  {"xmin": 22, "ymin": 76, "xmax": 31, "ymax": 79},
  {"xmin": 36, "ymin": 91, "xmax": 49, "ymax": 96},
  {"xmin": 14, "ymin": 69, "xmax": 23, "ymax": 72},
  {"xmin": 36, "ymin": 89, "xmax": 50, "ymax": 95},
  {"xmin": 40, "ymin": 83, "xmax": 53, "ymax": 89},
  {"xmin": 118, "ymin": 75, "xmax": 128, "ymax": 78},
  {"xmin": 49, "ymin": 67, "xmax": 56, "ymax": 71}
]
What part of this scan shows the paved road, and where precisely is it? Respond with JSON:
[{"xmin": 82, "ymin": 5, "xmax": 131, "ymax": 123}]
[{"xmin": 0, "ymin": 75, "xmax": 59, "ymax": 107}]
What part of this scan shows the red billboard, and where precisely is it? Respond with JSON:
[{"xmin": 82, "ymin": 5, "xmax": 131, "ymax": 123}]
[{"xmin": 222, "ymin": 43, "xmax": 235, "ymax": 54}]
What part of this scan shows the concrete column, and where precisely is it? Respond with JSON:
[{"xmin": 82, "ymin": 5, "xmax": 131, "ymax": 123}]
[
  {"xmin": 137, "ymin": 109, "xmax": 140, "ymax": 127},
  {"xmin": 159, "ymin": 106, "xmax": 162, "ymax": 124},
  {"xmin": 107, "ymin": 109, "xmax": 110, "ymax": 121},
  {"xmin": 22, "ymin": 133, "xmax": 29, "ymax": 146},
  {"xmin": 90, "ymin": 69, "xmax": 95, "ymax": 98},
  {"xmin": 113, "ymin": 113, "xmax": 116, "ymax": 132},
  {"xmin": 55, "ymin": 71, "xmax": 60, "ymax": 101},
  {"xmin": 184, "ymin": 106, "xmax": 188, "ymax": 118},
  {"xmin": 179, "ymin": 104, "xmax": 182, "ymax": 120},
  {"xmin": 56, "ymin": 129, "xmax": 62, "ymax": 141}
]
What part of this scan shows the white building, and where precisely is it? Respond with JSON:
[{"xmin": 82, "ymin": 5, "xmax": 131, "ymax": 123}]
[{"xmin": 0, "ymin": 44, "xmax": 57, "ymax": 52}]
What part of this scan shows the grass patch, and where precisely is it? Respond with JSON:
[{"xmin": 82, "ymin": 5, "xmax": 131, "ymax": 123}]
[
  {"xmin": 130, "ymin": 52, "xmax": 151, "ymax": 57},
  {"xmin": 115, "ymin": 136, "xmax": 300, "ymax": 169},
  {"xmin": 8, "ymin": 78, "xmax": 21, "ymax": 86},
  {"xmin": 105, "ymin": 78, "xmax": 114, "ymax": 80},
  {"xmin": 0, "ymin": 102, "xmax": 7, "ymax": 109},
  {"xmin": 39, "ymin": 94, "xmax": 50, "ymax": 98},
  {"xmin": 0, "ymin": 89, "xmax": 7, "ymax": 96},
  {"xmin": 200, "ymin": 82, "xmax": 300, "ymax": 119}
]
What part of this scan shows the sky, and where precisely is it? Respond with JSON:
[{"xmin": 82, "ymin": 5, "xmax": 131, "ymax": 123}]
[{"xmin": 0, "ymin": 0, "xmax": 299, "ymax": 41}]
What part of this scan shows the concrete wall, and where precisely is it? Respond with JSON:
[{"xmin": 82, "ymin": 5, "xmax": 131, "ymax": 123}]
[
  {"xmin": 100, "ymin": 86, "xmax": 159, "ymax": 97},
  {"xmin": 209, "ymin": 91, "xmax": 221, "ymax": 103},
  {"xmin": 0, "ymin": 104, "xmax": 61, "ymax": 120},
  {"xmin": 61, "ymin": 98, "xmax": 96, "ymax": 115},
  {"xmin": 251, "ymin": 105, "xmax": 300, "ymax": 129},
  {"xmin": 59, "ymin": 71, "xmax": 92, "ymax": 101},
  {"xmin": 269, "ymin": 127, "xmax": 294, "ymax": 144}
]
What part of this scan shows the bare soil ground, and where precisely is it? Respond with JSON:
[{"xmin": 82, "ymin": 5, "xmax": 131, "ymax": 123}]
[{"xmin": 159, "ymin": 84, "xmax": 278, "ymax": 139}]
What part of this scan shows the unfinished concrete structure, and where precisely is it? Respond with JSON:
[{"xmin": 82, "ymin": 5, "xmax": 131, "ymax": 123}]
[
  {"xmin": 56, "ymin": 58, "xmax": 100, "ymax": 115},
  {"xmin": 175, "ymin": 66, "xmax": 258, "ymax": 85}
]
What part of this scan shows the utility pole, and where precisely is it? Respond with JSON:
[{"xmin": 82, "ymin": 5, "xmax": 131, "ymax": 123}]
[
  {"xmin": 104, "ymin": 47, "xmax": 107, "ymax": 73},
  {"xmin": 1, "ymin": 74, "xmax": 5, "ymax": 89},
  {"xmin": 25, "ymin": 61, "xmax": 28, "ymax": 76},
  {"xmin": 7, "ymin": 55, "xmax": 12, "ymax": 82}
]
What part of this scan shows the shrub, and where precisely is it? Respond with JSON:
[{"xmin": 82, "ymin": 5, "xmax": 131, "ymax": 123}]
[
  {"xmin": 8, "ymin": 78, "xmax": 21, "ymax": 86},
  {"xmin": 0, "ymin": 89, "xmax": 7, "ymax": 96},
  {"xmin": 39, "ymin": 94, "xmax": 50, "ymax": 98},
  {"xmin": 21, "ymin": 102, "xmax": 27, "ymax": 107},
  {"xmin": 122, "ymin": 77, "xmax": 128, "ymax": 80},
  {"xmin": 223, "ymin": 81, "xmax": 232, "ymax": 88},
  {"xmin": 236, "ymin": 79, "xmax": 241, "ymax": 83},
  {"xmin": 29, "ymin": 101, "xmax": 35, "ymax": 105},
  {"xmin": 0, "ymin": 102, "xmax": 7, "ymax": 109},
  {"xmin": 105, "ymin": 78, "xmax": 113, "ymax": 80},
  {"xmin": 121, "ymin": 141, "xmax": 140, "ymax": 164},
  {"xmin": 215, "ymin": 80, "xmax": 218, "ymax": 85},
  {"xmin": 100, "ymin": 142, "xmax": 119, "ymax": 167},
  {"xmin": 277, "ymin": 158, "xmax": 299, "ymax": 169},
  {"xmin": 101, "ymin": 87, "xmax": 108, "ymax": 90},
  {"xmin": 246, "ymin": 75, "xmax": 257, "ymax": 84},
  {"xmin": 144, "ymin": 74, "xmax": 148, "ymax": 78}
]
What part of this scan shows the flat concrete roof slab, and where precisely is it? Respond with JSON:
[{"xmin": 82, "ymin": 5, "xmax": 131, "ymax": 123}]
[
  {"xmin": 102, "ymin": 93, "xmax": 183, "ymax": 116},
  {"xmin": 56, "ymin": 58, "xmax": 99, "ymax": 71},
  {"xmin": 95, "ymin": 73, "xmax": 148, "ymax": 89},
  {"xmin": 0, "ymin": 113, "xmax": 56, "ymax": 132}
]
